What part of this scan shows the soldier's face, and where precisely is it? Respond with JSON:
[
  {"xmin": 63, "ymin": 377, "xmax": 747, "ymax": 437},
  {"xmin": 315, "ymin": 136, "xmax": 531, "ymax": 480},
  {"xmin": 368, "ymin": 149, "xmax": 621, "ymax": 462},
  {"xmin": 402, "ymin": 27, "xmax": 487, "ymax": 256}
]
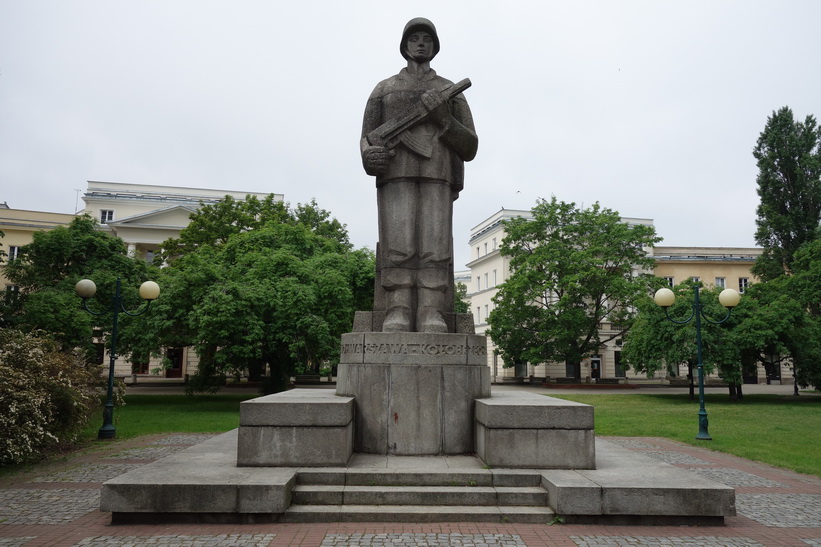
[{"xmin": 407, "ymin": 31, "xmax": 434, "ymax": 62}]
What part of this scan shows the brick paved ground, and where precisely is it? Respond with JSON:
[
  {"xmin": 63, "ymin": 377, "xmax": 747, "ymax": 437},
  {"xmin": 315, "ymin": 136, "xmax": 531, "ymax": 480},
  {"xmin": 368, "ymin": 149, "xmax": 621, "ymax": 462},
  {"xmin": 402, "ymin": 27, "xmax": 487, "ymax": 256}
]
[{"xmin": 1, "ymin": 434, "xmax": 820, "ymax": 546}]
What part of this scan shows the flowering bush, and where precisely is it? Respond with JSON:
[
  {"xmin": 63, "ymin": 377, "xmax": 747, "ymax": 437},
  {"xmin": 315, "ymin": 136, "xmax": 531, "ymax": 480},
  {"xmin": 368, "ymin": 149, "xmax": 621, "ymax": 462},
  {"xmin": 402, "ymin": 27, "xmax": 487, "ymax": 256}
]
[{"xmin": 0, "ymin": 329, "xmax": 102, "ymax": 466}]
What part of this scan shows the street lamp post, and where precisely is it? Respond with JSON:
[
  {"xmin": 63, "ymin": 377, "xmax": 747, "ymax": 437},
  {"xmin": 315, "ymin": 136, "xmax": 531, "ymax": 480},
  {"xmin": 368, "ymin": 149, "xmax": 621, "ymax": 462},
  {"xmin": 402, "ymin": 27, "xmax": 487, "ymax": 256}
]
[
  {"xmin": 654, "ymin": 285, "xmax": 740, "ymax": 441},
  {"xmin": 76, "ymin": 277, "xmax": 160, "ymax": 440}
]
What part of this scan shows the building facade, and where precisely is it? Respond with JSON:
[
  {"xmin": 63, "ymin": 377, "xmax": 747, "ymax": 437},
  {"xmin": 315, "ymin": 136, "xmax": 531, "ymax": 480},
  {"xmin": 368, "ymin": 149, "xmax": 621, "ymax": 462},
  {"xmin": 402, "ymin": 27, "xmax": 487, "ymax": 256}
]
[
  {"xmin": 465, "ymin": 208, "xmax": 784, "ymax": 384},
  {"xmin": 1, "ymin": 204, "xmax": 76, "ymax": 290}
]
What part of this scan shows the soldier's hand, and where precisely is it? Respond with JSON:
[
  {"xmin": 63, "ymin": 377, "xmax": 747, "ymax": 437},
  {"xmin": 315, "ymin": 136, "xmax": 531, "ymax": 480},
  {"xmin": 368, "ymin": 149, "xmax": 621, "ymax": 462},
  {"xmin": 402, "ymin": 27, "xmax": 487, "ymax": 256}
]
[
  {"xmin": 422, "ymin": 89, "xmax": 450, "ymax": 127},
  {"xmin": 363, "ymin": 146, "xmax": 390, "ymax": 175}
]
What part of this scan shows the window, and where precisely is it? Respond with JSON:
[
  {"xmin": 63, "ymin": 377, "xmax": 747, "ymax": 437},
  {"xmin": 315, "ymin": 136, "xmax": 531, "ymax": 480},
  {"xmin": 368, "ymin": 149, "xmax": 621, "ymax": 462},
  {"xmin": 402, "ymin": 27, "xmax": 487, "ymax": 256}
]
[
  {"xmin": 493, "ymin": 269, "xmax": 497, "ymax": 287},
  {"xmin": 484, "ymin": 304, "xmax": 489, "ymax": 321},
  {"xmin": 484, "ymin": 242, "xmax": 488, "ymax": 255},
  {"xmin": 739, "ymin": 277, "xmax": 749, "ymax": 293},
  {"xmin": 476, "ymin": 307, "xmax": 481, "ymax": 323},
  {"xmin": 7, "ymin": 246, "xmax": 20, "ymax": 260},
  {"xmin": 484, "ymin": 272, "xmax": 488, "ymax": 288},
  {"xmin": 663, "ymin": 277, "xmax": 674, "ymax": 287},
  {"xmin": 476, "ymin": 246, "xmax": 480, "ymax": 258},
  {"xmin": 492, "ymin": 238, "xmax": 497, "ymax": 251},
  {"xmin": 690, "ymin": 276, "xmax": 700, "ymax": 283},
  {"xmin": 100, "ymin": 210, "xmax": 114, "ymax": 224},
  {"xmin": 4, "ymin": 285, "xmax": 20, "ymax": 304},
  {"xmin": 715, "ymin": 277, "xmax": 726, "ymax": 289},
  {"xmin": 476, "ymin": 276, "xmax": 481, "ymax": 291}
]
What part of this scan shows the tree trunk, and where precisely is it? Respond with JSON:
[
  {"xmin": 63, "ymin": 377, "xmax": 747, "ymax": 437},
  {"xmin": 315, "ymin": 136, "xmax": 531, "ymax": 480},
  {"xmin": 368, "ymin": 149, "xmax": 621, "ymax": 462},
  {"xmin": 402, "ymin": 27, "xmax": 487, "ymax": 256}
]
[{"xmin": 728, "ymin": 383, "xmax": 738, "ymax": 401}]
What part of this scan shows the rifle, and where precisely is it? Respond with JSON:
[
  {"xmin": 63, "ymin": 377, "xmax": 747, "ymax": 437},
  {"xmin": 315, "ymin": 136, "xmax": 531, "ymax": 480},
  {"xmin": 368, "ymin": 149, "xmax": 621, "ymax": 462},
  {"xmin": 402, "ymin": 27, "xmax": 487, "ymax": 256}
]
[{"xmin": 366, "ymin": 78, "xmax": 471, "ymax": 158}]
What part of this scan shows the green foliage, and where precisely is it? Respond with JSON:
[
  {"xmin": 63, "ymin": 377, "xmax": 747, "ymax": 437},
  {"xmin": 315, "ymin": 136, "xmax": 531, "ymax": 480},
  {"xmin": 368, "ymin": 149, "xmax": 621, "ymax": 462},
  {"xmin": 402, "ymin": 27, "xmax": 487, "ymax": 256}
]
[
  {"xmin": 454, "ymin": 282, "xmax": 470, "ymax": 314},
  {"xmin": 752, "ymin": 107, "xmax": 821, "ymax": 281},
  {"xmin": 487, "ymin": 197, "xmax": 661, "ymax": 377},
  {"xmin": 131, "ymin": 198, "xmax": 375, "ymax": 394},
  {"xmin": 2, "ymin": 215, "xmax": 156, "ymax": 360},
  {"xmin": 623, "ymin": 281, "xmax": 740, "ymax": 382},
  {"xmin": 160, "ymin": 195, "xmax": 351, "ymax": 261},
  {"xmin": 0, "ymin": 329, "xmax": 103, "ymax": 466}
]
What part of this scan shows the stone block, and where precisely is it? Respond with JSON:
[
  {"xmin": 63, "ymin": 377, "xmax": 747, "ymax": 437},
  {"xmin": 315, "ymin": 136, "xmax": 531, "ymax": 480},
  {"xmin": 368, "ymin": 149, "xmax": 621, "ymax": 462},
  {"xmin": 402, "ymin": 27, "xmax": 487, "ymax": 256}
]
[
  {"xmin": 540, "ymin": 470, "xmax": 602, "ymax": 515},
  {"xmin": 237, "ymin": 424, "xmax": 353, "ymax": 467},
  {"xmin": 336, "ymin": 363, "xmax": 391, "ymax": 452},
  {"xmin": 101, "ymin": 431, "xmax": 296, "ymax": 515},
  {"xmin": 442, "ymin": 365, "xmax": 490, "ymax": 453},
  {"xmin": 475, "ymin": 392, "xmax": 593, "ymax": 430},
  {"xmin": 240, "ymin": 390, "xmax": 354, "ymax": 427},
  {"xmin": 387, "ymin": 365, "xmax": 442, "ymax": 454},
  {"xmin": 477, "ymin": 426, "xmax": 596, "ymax": 469}
]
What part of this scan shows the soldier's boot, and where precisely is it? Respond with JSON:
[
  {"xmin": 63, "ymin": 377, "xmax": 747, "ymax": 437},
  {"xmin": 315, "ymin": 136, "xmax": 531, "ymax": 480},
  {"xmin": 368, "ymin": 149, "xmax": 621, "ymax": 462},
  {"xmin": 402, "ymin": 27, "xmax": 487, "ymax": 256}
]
[
  {"xmin": 417, "ymin": 269, "xmax": 449, "ymax": 334},
  {"xmin": 382, "ymin": 268, "xmax": 413, "ymax": 333}
]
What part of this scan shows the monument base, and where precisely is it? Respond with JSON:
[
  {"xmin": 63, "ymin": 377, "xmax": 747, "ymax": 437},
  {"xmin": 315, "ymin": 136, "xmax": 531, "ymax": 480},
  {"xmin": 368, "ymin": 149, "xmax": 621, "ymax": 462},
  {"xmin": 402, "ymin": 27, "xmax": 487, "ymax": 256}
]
[{"xmin": 337, "ymin": 331, "xmax": 490, "ymax": 455}]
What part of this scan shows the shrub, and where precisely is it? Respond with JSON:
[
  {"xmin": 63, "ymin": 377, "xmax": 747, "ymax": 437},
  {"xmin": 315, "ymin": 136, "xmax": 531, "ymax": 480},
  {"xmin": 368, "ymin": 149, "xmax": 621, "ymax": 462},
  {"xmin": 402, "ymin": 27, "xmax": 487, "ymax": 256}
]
[{"xmin": 0, "ymin": 329, "xmax": 102, "ymax": 466}]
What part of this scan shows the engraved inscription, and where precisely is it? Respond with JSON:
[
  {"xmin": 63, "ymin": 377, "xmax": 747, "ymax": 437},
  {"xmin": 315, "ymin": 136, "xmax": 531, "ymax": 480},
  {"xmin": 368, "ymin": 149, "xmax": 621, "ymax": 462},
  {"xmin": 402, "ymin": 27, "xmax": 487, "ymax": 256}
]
[{"xmin": 341, "ymin": 342, "xmax": 486, "ymax": 357}]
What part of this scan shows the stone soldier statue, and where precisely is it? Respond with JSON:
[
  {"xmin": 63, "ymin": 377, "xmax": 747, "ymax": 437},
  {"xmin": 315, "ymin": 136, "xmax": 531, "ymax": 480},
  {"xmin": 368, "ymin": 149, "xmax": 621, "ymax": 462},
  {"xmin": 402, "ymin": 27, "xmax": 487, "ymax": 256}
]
[{"xmin": 361, "ymin": 17, "xmax": 478, "ymax": 333}]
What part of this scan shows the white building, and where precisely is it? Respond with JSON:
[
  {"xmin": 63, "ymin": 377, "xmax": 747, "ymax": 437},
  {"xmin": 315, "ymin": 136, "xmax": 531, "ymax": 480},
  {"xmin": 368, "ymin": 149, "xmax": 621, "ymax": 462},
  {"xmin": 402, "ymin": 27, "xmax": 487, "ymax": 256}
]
[
  {"xmin": 466, "ymin": 208, "xmax": 656, "ymax": 383},
  {"xmin": 81, "ymin": 181, "xmax": 282, "ymax": 264}
]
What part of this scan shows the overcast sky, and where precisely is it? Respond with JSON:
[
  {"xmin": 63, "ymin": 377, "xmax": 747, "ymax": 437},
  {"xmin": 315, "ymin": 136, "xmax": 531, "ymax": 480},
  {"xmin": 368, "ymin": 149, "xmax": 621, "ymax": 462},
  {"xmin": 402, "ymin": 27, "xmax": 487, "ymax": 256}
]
[{"xmin": 2, "ymin": 1, "xmax": 820, "ymax": 269}]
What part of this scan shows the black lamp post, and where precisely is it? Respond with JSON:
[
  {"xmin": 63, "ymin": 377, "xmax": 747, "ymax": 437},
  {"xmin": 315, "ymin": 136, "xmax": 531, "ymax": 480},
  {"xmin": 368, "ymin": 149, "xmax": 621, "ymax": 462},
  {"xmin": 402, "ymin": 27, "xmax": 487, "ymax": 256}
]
[
  {"xmin": 76, "ymin": 277, "xmax": 160, "ymax": 439},
  {"xmin": 654, "ymin": 285, "xmax": 740, "ymax": 441}
]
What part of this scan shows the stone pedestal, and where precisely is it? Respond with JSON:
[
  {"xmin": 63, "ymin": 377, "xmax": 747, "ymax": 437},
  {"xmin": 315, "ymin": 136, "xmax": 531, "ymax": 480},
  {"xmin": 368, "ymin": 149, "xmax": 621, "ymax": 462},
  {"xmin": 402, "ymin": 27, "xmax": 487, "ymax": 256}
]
[
  {"xmin": 337, "ymin": 331, "xmax": 490, "ymax": 455},
  {"xmin": 237, "ymin": 390, "xmax": 355, "ymax": 467},
  {"xmin": 475, "ymin": 391, "xmax": 595, "ymax": 469}
]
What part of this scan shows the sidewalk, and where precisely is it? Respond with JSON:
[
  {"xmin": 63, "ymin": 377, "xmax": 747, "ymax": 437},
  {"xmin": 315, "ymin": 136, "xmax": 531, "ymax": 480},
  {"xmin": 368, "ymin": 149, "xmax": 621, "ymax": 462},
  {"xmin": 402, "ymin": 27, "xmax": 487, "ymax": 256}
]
[{"xmin": 2, "ymin": 428, "xmax": 820, "ymax": 546}]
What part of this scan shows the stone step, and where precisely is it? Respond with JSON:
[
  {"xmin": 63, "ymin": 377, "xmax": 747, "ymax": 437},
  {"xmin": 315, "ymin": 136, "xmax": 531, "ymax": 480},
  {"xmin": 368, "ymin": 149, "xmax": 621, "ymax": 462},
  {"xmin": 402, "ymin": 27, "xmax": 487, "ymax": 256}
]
[
  {"xmin": 282, "ymin": 504, "xmax": 555, "ymax": 524},
  {"xmin": 296, "ymin": 468, "xmax": 544, "ymax": 488},
  {"xmin": 292, "ymin": 485, "xmax": 549, "ymax": 507}
]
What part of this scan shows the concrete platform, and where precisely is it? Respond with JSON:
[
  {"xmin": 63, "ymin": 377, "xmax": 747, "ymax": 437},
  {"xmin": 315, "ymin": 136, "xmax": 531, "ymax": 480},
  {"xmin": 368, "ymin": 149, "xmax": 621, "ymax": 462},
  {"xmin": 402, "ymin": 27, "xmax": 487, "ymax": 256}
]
[{"xmin": 101, "ymin": 431, "xmax": 735, "ymax": 524}]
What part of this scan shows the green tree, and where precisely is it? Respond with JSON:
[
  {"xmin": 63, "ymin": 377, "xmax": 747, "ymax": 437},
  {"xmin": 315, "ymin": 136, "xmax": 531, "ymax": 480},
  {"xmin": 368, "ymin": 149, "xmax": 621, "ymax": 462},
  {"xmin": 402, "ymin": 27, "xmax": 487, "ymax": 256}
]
[
  {"xmin": 160, "ymin": 195, "xmax": 350, "ymax": 260},
  {"xmin": 2, "ymin": 215, "xmax": 155, "ymax": 359},
  {"xmin": 454, "ymin": 282, "xmax": 470, "ymax": 314},
  {"xmin": 622, "ymin": 280, "xmax": 733, "ymax": 398},
  {"xmin": 752, "ymin": 107, "xmax": 821, "ymax": 281},
  {"xmin": 487, "ymin": 197, "xmax": 661, "ymax": 379},
  {"xmin": 132, "ymin": 198, "xmax": 374, "ymax": 394}
]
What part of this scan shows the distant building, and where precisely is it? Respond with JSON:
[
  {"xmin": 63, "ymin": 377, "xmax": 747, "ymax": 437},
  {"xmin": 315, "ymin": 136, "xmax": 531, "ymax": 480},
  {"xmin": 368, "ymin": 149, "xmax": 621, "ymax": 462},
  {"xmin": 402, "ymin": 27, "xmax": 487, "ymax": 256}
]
[
  {"xmin": 0, "ymin": 207, "xmax": 76, "ymax": 289},
  {"xmin": 81, "ymin": 181, "xmax": 282, "ymax": 263},
  {"xmin": 465, "ymin": 209, "xmax": 785, "ymax": 384}
]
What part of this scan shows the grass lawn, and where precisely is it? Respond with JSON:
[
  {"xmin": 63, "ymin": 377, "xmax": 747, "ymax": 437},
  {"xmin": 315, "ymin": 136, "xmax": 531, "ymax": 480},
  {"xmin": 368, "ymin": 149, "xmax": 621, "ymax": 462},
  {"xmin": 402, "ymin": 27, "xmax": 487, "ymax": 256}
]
[
  {"xmin": 72, "ymin": 391, "xmax": 821, "ymax": 478},
  {"xmin": 549, "ymin": 393, "xmax": 821, "ymax": 477},
  {"xmin": 80, "ymin": 394, "xmax": 258, "ymax": 441}
]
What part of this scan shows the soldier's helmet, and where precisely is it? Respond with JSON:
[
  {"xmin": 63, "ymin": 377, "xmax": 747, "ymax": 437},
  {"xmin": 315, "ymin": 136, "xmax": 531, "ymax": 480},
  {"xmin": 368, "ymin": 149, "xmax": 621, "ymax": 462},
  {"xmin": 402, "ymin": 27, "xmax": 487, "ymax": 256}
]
[{"xmin": 400, "ymin": 17, "xmax": 440, "ymax": 61}]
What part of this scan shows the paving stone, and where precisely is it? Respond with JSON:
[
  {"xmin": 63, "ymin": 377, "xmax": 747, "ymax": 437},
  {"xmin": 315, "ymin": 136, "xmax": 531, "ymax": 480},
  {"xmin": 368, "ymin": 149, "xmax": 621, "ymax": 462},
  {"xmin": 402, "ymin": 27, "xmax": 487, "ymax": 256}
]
[
  {"xmin": 73, "ymin": 534, "xmax": 276, "ymax": 546},
  {"xmin": 602, "ymin": 439, "xmax": 661, "ymax": 449},
  {"xmin": 320, "ymin": 533, "xmax": 526, "ymax": 546},
  {"xmin": 639, "ymin": 451, "xmax": 711, "ymax": 465},
  {"xmin": 34, "ymin": 463, "xmax": 144, "ymax": 483},
  {"xmin": 737, "ymin": 493, "xmax": 821, "ymax": 527},
  {"xmin": 570, "ymin": 536, "xmax": 764, "ymax": 546},
  {"xmin": 107, "ymin": 446, "xmax": 188, "ymax": 460},
  {"xmin": 0, "ymin": 489, "xmax": 100, "ymax": 524},
  {"xmin": 684, "ymin": 467, "xmax": 785, "ymax": 487},
  {"xmin": 152, "ymin": 434, "xmax": 217, "ymax": 445},
  {"xmin": 802, "ymin": 540, "xmax": 821, "ymax": 546},
  {"xmin": 0, "ymin": 539, "xmax": 37, "ymax": 547}
]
